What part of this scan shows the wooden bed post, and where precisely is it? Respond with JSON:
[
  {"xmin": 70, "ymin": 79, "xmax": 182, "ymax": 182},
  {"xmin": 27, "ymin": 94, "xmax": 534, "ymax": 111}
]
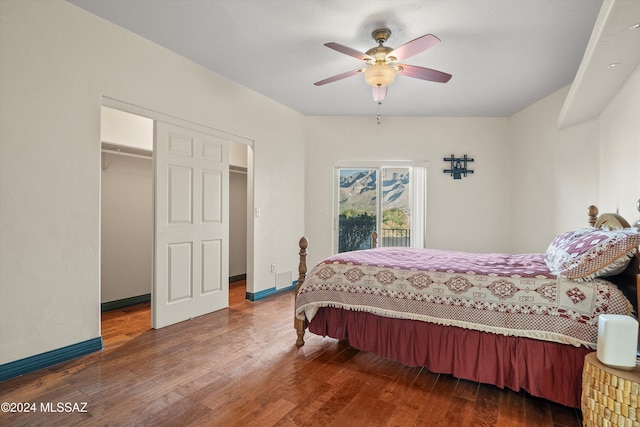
[
  {"xmin": 588, "ymin": 205, "xmax": 598, "ymax": 227},
  {"xmin": 372, "ymin": 231, "xmax": 378, "ymax": 249},
  {"xmin": 294, "ymin": 237, "xmax": 308, "ymax": 347}
]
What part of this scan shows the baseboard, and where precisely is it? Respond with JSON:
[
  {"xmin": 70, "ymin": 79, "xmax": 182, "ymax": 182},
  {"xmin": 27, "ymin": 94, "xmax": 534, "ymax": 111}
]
[
  {"xmin": 101, "ymin": 294, "xmax": 151, "ymax": 312},
  {"xmin": 246, "ymin": 281, "xmax": 297, "ymax": 301},
  {"xmin": 0, "ymin": 337, "xmax": 103, "ymax": 382},
  {"xmin": 230, "ymin": 274, "xmax": 247, "ymax": 283}
]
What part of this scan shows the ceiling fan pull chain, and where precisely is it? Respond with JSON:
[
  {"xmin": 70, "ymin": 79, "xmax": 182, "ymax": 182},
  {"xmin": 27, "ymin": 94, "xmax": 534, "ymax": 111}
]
[{"xmin": 377, "ymin": 101, "xmax": 382, "ymax": 125}]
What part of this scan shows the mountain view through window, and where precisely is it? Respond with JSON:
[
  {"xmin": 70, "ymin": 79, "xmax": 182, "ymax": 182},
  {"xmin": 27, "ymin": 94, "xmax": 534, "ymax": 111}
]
[{"xmin": 338, "ymin": 167, "xmax": 411, "ymax": 252}]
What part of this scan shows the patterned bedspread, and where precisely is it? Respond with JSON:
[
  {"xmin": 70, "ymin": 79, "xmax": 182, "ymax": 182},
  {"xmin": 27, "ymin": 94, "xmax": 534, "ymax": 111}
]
[{"xmin": 295, "ymin": 247, "xmax": 633, "ymax": 348}]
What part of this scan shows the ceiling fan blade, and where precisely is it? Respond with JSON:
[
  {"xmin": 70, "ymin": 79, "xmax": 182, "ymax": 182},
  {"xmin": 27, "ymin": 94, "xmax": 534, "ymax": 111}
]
[
  {"xmin": 314, "ymin": 68, "xmax": 362, "ymax": 86},
  {"xmin": 372, "ymin": 86, "xmax": 387, "ymax": 102},
  {"xmin": 324, "ymin": 42, "xmax": 372, "ymax": 61},
  {"xmin": 389, "ymin": 34, "xmax": 440, "ymax": 61},
  {"xmin": 399, "ymin": 64, "xmax": 452, "ymax": 83}
]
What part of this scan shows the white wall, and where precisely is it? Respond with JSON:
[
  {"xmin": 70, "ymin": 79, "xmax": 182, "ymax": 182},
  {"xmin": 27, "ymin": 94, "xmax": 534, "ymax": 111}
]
[
  {"xmin": 230, "ymin": 142, "xmax": 249, "ymax": 169},
  {"xmin": 230, "ymin": 170, "xmax": 248, "ymax": 278},
  {"xmin": 508, "ymin": 65, "xmax": 640, "ymax": 254},
  {"xmin": 598, "ymin": 65, "xmax": 640, "ymax": 222},
  {"xmin": 304, "ymin": 116, "xmax": 511, "ymax": 266},
  {"xmin": 101, "ymin": 153, "xmax": 153, "ymax": 302},
  {"xmin": 0, "ymin": 0, "xmax": 304, "ymax": 365},
  {"xmin": 229, "ymin": 142, "xmax": 249, "ymax": 278},
  {"xmin": 509, "ymin": 87, "xmax": 600, "ymax": 253},
  {"xmin": 101, "ymin": 107, "xmax": 153, "ymax": 151}
]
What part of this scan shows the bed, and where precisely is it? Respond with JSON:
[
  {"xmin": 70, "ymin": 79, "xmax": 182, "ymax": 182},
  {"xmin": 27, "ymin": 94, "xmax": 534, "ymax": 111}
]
[{"xmin": 293, "ymin": 206, "xmax": 640, "ymax": 408}]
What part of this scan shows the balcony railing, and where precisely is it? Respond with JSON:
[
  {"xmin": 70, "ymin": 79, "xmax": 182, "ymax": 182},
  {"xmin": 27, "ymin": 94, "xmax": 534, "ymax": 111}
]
[
  {"xmin": 339, "ymin": 223, "xmax": 411, "ymax": 252},
  {"xmin": 338, "ymin": 214, "xmax": 376, "ymax": 253},
  {"xmin": 380, "ymin": 228, "xmax": 411, "ymax": 248}
]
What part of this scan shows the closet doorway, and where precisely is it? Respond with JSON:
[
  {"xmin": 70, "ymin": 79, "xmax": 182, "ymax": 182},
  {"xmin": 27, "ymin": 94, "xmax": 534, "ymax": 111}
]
[{"xmin": 100, "ymin": 106, "xmax": 251, "ymax": 345}]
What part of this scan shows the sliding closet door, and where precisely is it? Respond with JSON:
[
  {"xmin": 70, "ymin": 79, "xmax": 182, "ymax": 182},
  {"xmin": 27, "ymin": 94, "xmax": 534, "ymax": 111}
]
[{"xmin": 153, "ymin": 121, "xmax": 229, "ymax": 329}]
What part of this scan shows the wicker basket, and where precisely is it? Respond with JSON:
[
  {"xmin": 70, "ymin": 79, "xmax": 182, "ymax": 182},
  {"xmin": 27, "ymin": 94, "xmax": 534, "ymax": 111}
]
[{"xmin": 582, "ymin": 352, "xmax": 640, "ymax": 427}]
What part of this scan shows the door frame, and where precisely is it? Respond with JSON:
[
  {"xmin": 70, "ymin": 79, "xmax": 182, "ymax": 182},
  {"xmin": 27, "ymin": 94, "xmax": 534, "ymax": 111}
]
[{"xmin": 100, "ymin": 96, "xmax": 255, "ymax": 326}]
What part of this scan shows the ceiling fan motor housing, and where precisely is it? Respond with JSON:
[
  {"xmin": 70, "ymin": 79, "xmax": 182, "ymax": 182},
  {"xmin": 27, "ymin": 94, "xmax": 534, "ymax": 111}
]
[
  {"xmin": 365, "ymin": 45, "xmax": 394, "ymax": 61},
  {"xmin": 371, "ymin": 28, "xmax": 392, "ymax": 44}
]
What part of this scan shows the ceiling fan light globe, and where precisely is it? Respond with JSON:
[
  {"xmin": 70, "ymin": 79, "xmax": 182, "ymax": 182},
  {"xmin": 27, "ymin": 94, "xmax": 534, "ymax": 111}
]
[{"xmin": 364, "ymin": 63, "xmax": 396, "ymax": 88}]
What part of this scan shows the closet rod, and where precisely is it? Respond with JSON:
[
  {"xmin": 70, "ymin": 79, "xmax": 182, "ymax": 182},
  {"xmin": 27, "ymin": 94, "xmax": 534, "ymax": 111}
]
[{"xmin": 101, "ymin": 148, "xmax": 152, "ymax": 160}]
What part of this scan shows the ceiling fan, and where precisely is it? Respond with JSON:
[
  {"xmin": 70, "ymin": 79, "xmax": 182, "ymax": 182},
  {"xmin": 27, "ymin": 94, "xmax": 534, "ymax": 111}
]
[{"xmin": 314, "ymin": 28, "xmax": 452, "ymax": 102}]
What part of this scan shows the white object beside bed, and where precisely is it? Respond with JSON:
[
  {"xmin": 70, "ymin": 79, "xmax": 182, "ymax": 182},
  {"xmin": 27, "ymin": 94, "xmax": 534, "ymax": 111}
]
[{"xmin": 597, "ymin": 314, "xmax": 638, "ymax": 370}]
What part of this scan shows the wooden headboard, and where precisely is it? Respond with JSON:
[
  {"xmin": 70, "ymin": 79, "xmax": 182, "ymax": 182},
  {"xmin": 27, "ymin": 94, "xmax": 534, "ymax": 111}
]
[{"xmin": 589, "ymin": 205, "xmax": 640, "ymax": 315}]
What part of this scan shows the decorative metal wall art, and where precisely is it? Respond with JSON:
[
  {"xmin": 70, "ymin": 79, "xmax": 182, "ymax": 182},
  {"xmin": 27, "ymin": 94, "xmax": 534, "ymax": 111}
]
[{"xmin": 443, "ymin": 154, "xmax": 474, "ymax": 180}]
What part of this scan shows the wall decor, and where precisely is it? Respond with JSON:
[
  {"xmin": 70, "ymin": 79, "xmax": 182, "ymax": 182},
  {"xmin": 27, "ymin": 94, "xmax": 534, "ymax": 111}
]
[{"xmin": 443, "ymin": 154, "xmax": 474, "ymax": 179}]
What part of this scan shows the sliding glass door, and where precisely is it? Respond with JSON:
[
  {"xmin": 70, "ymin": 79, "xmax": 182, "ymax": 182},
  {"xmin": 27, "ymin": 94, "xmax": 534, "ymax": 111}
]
[
  {"xmin": 336, "ymin": 164, "xmax": 426, "ymax": 253},
  {"xmin": 338, "ymin": 168, "xmax": 378, "ymax": 252},
  {"xmin": 381, "ymin": 167, "xmax": 411, "ymax": 248}
]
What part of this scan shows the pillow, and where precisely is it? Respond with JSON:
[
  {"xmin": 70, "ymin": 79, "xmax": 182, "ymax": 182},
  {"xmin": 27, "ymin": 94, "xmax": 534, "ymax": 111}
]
[
  {"xmin": 545, "ymin": 227, "xmax": 640, "ymax": 281},
  {"xmin": 546, "ymin": 228, "xmax": 593, "ymax": 250},
  {"xmin": 544, "ymin": 228, "xmax": 593, "ymax": 269}
]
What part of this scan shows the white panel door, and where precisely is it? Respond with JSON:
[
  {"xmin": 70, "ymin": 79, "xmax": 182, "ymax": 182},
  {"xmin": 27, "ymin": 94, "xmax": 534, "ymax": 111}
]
[{"xmin": 154, "ymin": 121, "xmax": 229, "ymax": 329}]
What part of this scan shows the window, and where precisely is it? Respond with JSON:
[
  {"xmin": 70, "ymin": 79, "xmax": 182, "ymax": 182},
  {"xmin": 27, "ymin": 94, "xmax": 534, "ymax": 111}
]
[{"xmin": 335, "ymin": 163, "xmax": 427, "ymax": 253}]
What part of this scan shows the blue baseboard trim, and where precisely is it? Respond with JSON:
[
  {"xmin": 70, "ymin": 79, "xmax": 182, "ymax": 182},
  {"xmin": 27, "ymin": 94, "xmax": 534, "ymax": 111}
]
[
  {"xmin": 0, "ymin": 337, "xmax": 103, "ymax": 382},
  {"xmin": 246, "ymin": 281, "xmax": 297, "ymax": 301},
  {"xmin": 101, "ymin": 293, "xmax": 151, "ymax": 312}
]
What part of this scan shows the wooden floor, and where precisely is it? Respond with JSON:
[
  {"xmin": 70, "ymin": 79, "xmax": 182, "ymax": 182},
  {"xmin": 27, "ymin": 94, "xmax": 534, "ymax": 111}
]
[{"xmin": 0, "ymin": 281, "xmax": 582, "ymax": 426}]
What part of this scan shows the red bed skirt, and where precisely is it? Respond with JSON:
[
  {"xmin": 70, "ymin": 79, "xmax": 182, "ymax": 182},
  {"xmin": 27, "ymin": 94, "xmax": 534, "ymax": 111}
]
[{"xmin": 308, "ymin": 307, "xmax": 592, "ymax": 408}]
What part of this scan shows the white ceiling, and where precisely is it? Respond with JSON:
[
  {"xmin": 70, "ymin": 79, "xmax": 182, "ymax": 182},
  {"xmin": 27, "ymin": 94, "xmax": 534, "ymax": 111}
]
[
  {"xmin": 66, "ymin": 0, "xmax": 637, "ymax": 118},
  {"xmin": 559, "ymin": 0, "xmax": 640, "ymax": 128}
]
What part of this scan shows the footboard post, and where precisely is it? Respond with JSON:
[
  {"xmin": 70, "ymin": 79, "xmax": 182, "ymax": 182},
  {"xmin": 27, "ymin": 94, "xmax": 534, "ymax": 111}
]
[
  {"xmin": 588, "ymin": 205, "xmax": 598, "ymax": 227},
  {"xmin": 294, "ymin": 237, "xmax": 309, "ymax": 347}
]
